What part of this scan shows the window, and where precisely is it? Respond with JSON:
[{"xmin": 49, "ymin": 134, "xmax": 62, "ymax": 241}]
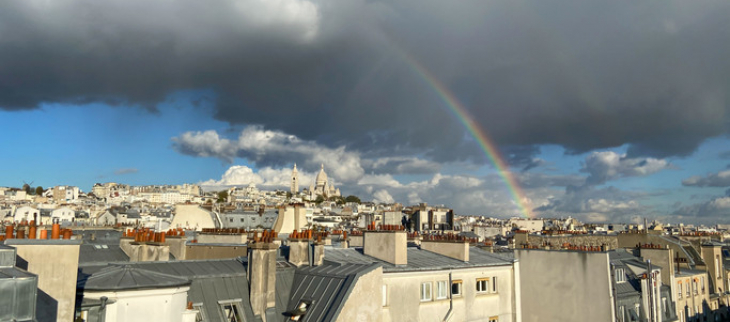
[
  {"xmin": 451, "ymin": 280, "xmax": 463, "ymax": 297},
  {"xmin": 492, "ymin": 276, "xmax": 498, "ymax": 293},
  {"xmin": 476, "ymin": 278, "xmax": 489, "ymax": 293},
  {"xmin": 618, "ymin": 306, "xmax": 625, "ymax": 322},
  {"xmin": 701, "ymin": 276, "xmax": 705, "ymax": 294},
  {"xmin": 716, "ymin": 256, "xmax": 721, "ymax": 279},
  {"xmin": 678, "ymin": 282, "xmax": 682, "ymax": 298},
  {"xmin": 420, "ymin": 282, "xmax": 432, "ymax": 301},
  {"xmin": 219, "ymin": 301, "xmax": 243, "ymax": 322},
  {"xmin": 193, "ymin": 303, "xmax": 206, "ymax": 322},
  {"xmin": 436, "ymin": 281, "xmax": 448, "ymax": 300},
  {"xmin": 693, "ymin": 280, "xmax": 698, "ymax": 295},
  {"xmin": 686, "ymin": 280, "xmax": 690, "ymax": 296},
  {"xmin": 289, "ymin": 300, "xmax": 310, "ymax": 321},
  {"xmin": 382, "ymin": 285, "xmax": 388, "ymax": 307},
  {"xmin": 615, "ymin": 268, "xmax": 626, "ymax": 283}
]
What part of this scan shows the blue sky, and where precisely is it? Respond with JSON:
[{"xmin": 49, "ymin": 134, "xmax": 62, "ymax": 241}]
[{"xmin": 2, "ymin": 99, "xmax": 729, "ymax": 225}]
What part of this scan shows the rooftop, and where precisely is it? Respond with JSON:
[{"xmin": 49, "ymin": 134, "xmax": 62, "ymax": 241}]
[{"xmin": 324, "ymin": 246, "xmax": 514, "ymax": 272}]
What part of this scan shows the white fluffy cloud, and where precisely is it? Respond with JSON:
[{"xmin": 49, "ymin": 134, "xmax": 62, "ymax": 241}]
[
  {"xmin": 174, "ymin": 126, "xmax": 365, "ymax": 182},
  {"xmin": 372, "ymin": 189, "xmax": 395, "ymax": 204},
  {"xmin": 201, "ymin": 165, "xmax": 314, "ymax": 188},
  {"xmin": 582, "ymin": 151, "xmax": 672, "ymax": 185}
]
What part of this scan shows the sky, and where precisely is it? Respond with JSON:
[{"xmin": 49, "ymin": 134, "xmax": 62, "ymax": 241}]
[{"xmin": 1, "ymin": 0, "xmax": 730, "ymax": 224}]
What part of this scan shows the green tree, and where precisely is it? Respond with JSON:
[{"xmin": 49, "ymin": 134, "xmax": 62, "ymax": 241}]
[
  {"xmin": 35, "ymin": 186, "xmax": 44, "ymax": 195},
  {"xmin": 217, "ymin": 190, "xmax": 228, "ymax": 203},
  {"xmin": 344, "ymin": 195, "xmax": 361, "ymax": 204},
  {"xmin": 315, "ymin": 195, "xmax": 325, "ymax": 204}
]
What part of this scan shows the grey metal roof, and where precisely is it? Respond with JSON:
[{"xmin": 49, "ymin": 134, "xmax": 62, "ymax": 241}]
[
  {"xmin": 0, "ymin": 266, "xmax": 36, "ymax": 279},
  {"xmin": 80, "ymin": 259, "xmax": 257, "ymax": 322},
  {"xmin": 115, "ymin": 258, "xmax": 249, "ymax": 278},
  {"xmin": 0, "ymin": 245, "xmax": 15, "ymax": 267},
  {"xmin": 272, "ymin": 267, "xmax": 293, "ymax": 309},
  {"xmin": 281, "ymin": 263, "xmax": 380, "ymax": 322},
  {"xmin": 188, "ymin": 275, "xmax": 256, "ymax": 322},
  {"xmin": 78, "ymin": 264, "xmax": 191, "ymax": 291},
  {"xmin": 4, "ymin": 239, "xmax": 82, "ymax": 246},
  {"xmin": 324, "ymin": 246, "xmax": 513, "ymax": 272},
  {"xmin": 78, "ymin": 244, "xmax": 129, "ymax": 265}
]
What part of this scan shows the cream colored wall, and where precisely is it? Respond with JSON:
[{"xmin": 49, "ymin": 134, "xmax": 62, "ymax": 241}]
[
  {"xmin": 516, "ymin": 249, "xmax": 614, "ymax": 322},
  {"xmin": 382, "ymin": 265, "xmax": 517, "ymax": 322},
  {"xmin": 11, "ymin": 243, "xmax": 81, "ymax": 322},
  {"xmin": 364, "ymin": 231, "xmax": 407, "ymax": 265},
  {"xmin": 336, "ymin": 267, "xmax": 384, "ymax": 322},
  {"xmin": 171, "ymin": 205, "xmax": 216, "ymax": 231},
  {"xmin": 275, "ymin": 206, "xmax": 307, "ymax": 234},
  {"xmin": 674, "ymin": 274, "xmax": 711, "ymax": 321},
  {"xmin": 85, "ymin": 286, "xmax": 190, "ymax": 322}
]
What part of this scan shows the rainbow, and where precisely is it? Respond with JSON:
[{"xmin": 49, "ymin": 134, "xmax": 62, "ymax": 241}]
[{"xmin": 401, "ymin": 53, "xmax": 534, "ymax": 218}]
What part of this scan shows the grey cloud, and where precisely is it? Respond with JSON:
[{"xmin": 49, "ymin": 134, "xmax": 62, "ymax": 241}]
[
  {"xmin": 503, "ymin": 146, "xmax": 545, "ymax": 172},
  {"xmin": 672, "ymin": 196, "xmax": 730, "ymax": 218},
  {"xmin": 362, "ymin": 157, "xmax": 441, "ymax": 175},
  {"xmin": 514, "ymin": 173, "xmax": 585, "ymax": 189},
  {"xmin": 682, "ymin": 169, "xmax": 730, "ymax": 187},
  {"xmin": 1, "ymin": 1, "xmax": 730, "ymax": 165},
  {"xmin": 534, "ymin": 185, "xmax": 649, "ymax": 220},
  {"xmin": 114, "ymin": 168, "xmax": 138, "ymax": 175},
  {"xmin": 582, "ymin": 151, "xmax": 672, "ymax": 186}
]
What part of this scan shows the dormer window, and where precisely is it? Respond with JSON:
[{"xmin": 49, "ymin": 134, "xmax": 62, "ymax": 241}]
[
  {"xmin": 287, "ymin": 300, "xmax": 312, "ymax": 321},
  {"xmin": 615, "ymin": 268, "xmax": 626, "ymax": 283}
]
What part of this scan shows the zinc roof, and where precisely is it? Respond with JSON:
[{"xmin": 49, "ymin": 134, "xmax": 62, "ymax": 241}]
[{"xmin": 324, "ymin": 246, "xmax": 513, "ymax": 272}]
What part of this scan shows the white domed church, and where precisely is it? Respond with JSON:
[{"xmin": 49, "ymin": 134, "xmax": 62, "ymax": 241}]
[{"xmin": 295, "ymin": 164, "xmax": 340, "ymax": 200}]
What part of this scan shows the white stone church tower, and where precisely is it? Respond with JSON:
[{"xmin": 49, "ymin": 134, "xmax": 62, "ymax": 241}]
[{"xmin": 291, "ymin": 164, "xmax": 299, "ymax": 194}]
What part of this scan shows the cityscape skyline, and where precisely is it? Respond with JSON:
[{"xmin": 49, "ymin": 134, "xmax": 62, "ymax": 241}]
[{"xmin": 1, "ymin": 0, "xmax": 730, "ymax": 224}]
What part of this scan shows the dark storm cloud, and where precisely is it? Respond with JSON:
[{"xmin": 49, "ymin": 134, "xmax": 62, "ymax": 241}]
[{"xmin": 2, "ymin": 0, "xmax": 730, "ymax": 164}]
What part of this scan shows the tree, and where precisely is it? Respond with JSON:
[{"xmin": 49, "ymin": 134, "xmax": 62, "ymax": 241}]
[
  {"xmin": 344, "ymin": 195, "xmax": 361, "ymax": 204},
  {"xmin": 35, "ymin": 186, "xmax": 44, "ymax": 196},
  {"xmin": 286, "ymin": 191, "xmax": 293, "ymax": 199},
  {"xmin": 315, "ymin": 195, "xmax": 325, "ymax": 204},
  {"xmin": 217, "ymin": 190, "xmax": 228, "ymax": 203}
]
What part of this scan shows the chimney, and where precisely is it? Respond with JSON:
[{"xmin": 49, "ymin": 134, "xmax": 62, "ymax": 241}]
[
  {"xmin": 248, "ymin": 234, "xmax": 278, "ymax": 321},
  {"xmin": 363, "ymin": 229, "xmax": 407, "ymax": 265},
  {"xmin": 421, "ymin": 238, "xmax": 470, "ymax": 262},
  {"xmin": 288, "ymin": 230, "xmax": 324, "ymax": 267},
  {"xmin": 288, "ymin": 235, "xmax": 309, "ymax": 267}
]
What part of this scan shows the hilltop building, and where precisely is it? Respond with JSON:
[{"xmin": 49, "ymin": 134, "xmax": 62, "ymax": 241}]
[
  {"xmin": 291, "ymin": 164, "xmax": 299, "ymax": 194},
  {"xmin": 304, "ymin": 164, "xmax": 340, "ymax": 200}
]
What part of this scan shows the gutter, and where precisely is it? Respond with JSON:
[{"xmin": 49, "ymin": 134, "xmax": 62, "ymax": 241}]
[{"xmin": 442, "ymin": 271, "xmax": 454, "ymax": 322}]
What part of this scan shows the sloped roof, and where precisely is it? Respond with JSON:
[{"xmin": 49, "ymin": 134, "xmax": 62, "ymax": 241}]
[
  {"xmin": 324, "ymin": 246, "xmax": 513, "ymax": 272},
  {"xmin": 78, "ymin": 265, "xmax": 191, "ymax": 291},
  {"xmin": 281, "ymin": 263, "xmax": 379, "ymax": 322},
  {"xmin": 80, "ymin": 259, "xmax": 257, "ymax": 322},
  {"xmin": 78, "ymin": 244, "xmax": 129, "ymax": 265}
]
